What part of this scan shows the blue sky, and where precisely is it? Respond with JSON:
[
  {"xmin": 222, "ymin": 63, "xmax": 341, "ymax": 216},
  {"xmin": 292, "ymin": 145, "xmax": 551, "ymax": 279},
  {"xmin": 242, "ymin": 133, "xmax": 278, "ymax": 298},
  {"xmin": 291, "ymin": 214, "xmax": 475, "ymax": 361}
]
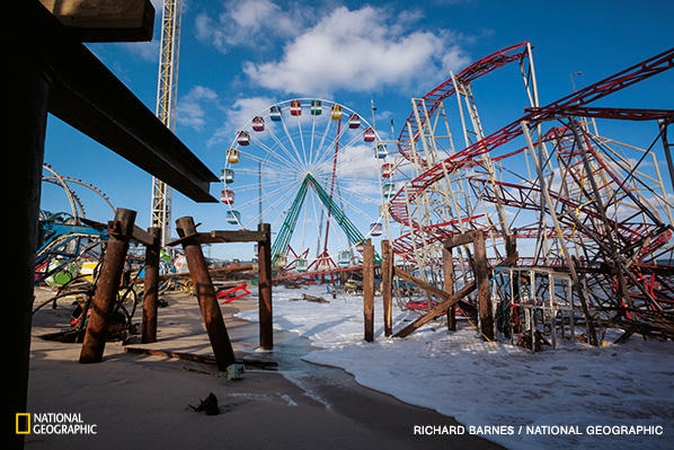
[{"xmin": 41, "ymin": 0, "xmax": 674, "ymax": 261}]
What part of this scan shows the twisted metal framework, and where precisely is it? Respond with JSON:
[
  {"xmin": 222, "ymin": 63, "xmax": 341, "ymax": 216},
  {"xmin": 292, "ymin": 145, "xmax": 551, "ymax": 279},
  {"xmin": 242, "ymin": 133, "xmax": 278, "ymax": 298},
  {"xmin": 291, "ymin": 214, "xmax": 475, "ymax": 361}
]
[{"xmin": 389, "ymin": 44, "xmax": 674, "ymax": 341}]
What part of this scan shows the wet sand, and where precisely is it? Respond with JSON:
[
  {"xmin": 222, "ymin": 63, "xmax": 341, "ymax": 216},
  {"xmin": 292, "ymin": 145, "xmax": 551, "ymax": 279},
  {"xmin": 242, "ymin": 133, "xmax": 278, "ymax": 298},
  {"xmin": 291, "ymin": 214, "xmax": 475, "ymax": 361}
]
[{"xmin": 26, "ymin": 287, "xmax": 503, "ymax": 450}]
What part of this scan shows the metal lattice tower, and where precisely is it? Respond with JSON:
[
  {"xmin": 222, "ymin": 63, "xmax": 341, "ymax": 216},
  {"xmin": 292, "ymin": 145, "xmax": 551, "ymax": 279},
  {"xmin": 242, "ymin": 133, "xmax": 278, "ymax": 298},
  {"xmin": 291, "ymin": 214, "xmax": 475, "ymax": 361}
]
[{"xmin": 151, "ymin": 0, "xmax": 182, "ymax": 246}]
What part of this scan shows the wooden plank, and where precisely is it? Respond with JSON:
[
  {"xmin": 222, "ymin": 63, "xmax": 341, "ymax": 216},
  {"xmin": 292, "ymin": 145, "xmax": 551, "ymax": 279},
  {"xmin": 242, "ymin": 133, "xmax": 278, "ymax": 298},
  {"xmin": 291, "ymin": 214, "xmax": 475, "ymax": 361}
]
[
  {"xmin": 392, "ymin": 252, "xmax": 519, "ymax": 338},
  {"xmin": 393, "ymin": 282, "xmax": 477, "ymax": 338},
  {"xmin": 257, "ymin": 223, "xmax": 273, "ymax": 350},
  {"xmin": 39, "ymin": 0, "xmax": 154, "ymax": 42},
  {"xmin": 363, "ymin": 240, "xmax": 375, "ymax": 342},
  {"xmin": 444, "ymin": 229, "xmax": 481, "ymax": 248},
  {"xmin": 394, "ymin": 267, "xmax": 454, "ymax": 303},
  {"xmin": 473, "ymin": 232, "xmax": 494, "ymax": 340},
  {"xmin": 381, "ymin": 240, "xmax": 393, "ymax": 336},
  {"xmin": 200, "ymin": 230, "xmax": 269, "ymax": 244},
  {"xmin": 443, "ymin": 246, "xmax": 456, "ymax": 331}
]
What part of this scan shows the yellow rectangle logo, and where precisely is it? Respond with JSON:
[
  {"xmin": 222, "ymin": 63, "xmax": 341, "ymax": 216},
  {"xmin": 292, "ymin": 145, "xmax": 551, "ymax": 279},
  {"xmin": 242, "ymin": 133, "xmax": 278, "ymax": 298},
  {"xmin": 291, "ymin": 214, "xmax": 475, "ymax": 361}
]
[{"xmin": 16, "ymin": 413, "xmax": 31, "ymax": 434}]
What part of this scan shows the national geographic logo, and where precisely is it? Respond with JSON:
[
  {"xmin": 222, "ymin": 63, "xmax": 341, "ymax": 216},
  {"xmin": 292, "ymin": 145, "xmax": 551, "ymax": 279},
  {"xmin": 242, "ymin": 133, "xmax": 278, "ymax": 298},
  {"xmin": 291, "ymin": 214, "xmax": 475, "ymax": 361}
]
[{"xmin": 15, "ymin": 412, "xmax": 97, "ymax": 435}]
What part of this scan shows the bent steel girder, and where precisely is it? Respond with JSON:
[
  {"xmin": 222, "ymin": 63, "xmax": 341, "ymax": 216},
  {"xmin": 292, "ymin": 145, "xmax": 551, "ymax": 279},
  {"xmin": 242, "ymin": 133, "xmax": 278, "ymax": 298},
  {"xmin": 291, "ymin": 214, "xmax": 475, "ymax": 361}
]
[
  {"xmin": 397, "ymin": 41, "xmax": 534, "ymax": 165},
  {"xmin": 390, "ymin": 47, "xmax": 674, "ymax": 247}
]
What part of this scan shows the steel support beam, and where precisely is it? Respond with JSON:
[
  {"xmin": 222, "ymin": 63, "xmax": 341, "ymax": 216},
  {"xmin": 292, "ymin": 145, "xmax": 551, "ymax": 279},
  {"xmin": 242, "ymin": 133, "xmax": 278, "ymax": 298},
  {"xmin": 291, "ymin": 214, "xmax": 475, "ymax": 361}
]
[{"xmin": 5, "ymin": 3, "xmax": 217, "ymax": 448}]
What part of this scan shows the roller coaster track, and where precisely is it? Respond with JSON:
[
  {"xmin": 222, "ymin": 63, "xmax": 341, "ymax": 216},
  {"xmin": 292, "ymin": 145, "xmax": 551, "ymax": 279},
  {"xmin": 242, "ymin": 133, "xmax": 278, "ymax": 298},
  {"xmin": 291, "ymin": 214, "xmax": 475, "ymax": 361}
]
[{"xmin": 390, "ymin": 46, "xmax": 674, "ymax": 257}]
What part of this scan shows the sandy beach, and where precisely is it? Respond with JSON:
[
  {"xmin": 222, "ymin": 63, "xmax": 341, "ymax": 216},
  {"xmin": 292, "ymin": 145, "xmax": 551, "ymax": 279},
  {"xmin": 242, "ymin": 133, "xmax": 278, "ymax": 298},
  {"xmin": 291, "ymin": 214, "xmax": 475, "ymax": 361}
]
[{"xmin": 26, "ymin": 286, "xmax": 502, "ymax": 450}]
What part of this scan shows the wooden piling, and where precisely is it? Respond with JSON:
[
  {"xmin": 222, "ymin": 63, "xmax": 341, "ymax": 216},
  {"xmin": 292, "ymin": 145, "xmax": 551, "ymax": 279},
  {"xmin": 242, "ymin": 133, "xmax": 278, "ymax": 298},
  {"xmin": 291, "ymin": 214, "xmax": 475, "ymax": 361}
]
[
  {"xmin": 80, "ymin": 208, "xmax": 136, "ymax": 363},
  {"xmin": 381, "ymin": 240, "xmax": 393, "ymax": 336},
  {"xmin": 141, "ymin": 227, "xmax": 160, "ymax": 343},
  {"xmin": 473, "ymin": 232, "xmax": 494, "ymax": 341},
  {"xmin": 363, "ymin": 239, "xmax": 375, "ymax": 342},
  {"xmin": 175, "ymin": 216, "xmax": 235, "ymax": 371},
  {"xmin": 257, "ymin": 223, "xmax": 273, "ymax": 350},
  {"xmin": 443, "ymin": 246, "xmax": 456, "ymax": 331}
]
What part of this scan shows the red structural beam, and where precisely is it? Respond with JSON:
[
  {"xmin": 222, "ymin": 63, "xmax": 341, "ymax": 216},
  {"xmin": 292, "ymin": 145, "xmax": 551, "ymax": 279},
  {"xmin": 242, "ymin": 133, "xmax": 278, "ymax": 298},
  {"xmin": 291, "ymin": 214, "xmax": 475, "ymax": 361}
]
[
  {"xmin": 397, "ymin": 41, "xmax": 532, "ymax": 165},
  {"xmin": 389, "ymin": 47, "xmax": 674, "ymax": 235}
]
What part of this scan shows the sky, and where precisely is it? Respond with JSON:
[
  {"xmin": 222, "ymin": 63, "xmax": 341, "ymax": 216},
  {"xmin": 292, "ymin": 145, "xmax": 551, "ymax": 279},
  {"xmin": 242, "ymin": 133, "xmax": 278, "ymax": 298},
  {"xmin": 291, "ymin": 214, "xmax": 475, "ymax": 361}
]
[{"xmin": 40, "ymin": 0, "xmax": 674, "ymax": 261}]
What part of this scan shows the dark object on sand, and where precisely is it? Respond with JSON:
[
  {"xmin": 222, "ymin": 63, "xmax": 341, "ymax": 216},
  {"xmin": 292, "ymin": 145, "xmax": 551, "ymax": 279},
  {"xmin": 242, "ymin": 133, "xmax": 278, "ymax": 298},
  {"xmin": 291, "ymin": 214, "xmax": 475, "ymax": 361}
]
[{"xmin": 189, "ymin": 392, "xmax": 220, "ymax": 415}]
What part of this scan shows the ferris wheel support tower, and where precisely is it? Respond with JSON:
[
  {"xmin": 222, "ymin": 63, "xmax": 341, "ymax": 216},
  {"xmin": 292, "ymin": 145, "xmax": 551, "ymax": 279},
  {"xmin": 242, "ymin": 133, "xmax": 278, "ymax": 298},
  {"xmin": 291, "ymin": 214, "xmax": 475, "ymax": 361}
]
[{"xmin": 151, "ymin": 0, "xmax": 183, "ymax": 246}]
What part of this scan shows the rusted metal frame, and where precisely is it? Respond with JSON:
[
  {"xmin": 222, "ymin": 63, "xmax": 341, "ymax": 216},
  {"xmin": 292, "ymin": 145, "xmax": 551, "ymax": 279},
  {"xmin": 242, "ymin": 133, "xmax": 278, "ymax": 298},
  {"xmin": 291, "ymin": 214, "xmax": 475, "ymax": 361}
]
[
  {"xmin": 659, "ymin": 118, "xmax": 674, "ymax": 193},
  {"xmin": 522, "ymin": 120, "xmax": 600, "ymax": 346},
  {"xmin": 578, "ymin": 127, "xmax": 665, "ymax": 230},
  {"xmin": 394, "ymin": 47, "xmax": 674, "ymax": 229},
  {"xmin": 175, "ymin": 217, "xmax": 236, "ymax": 371},
  {"xmin": 568, "ymin": 118, "xmax": 637, "ymax": 315},
  {"xmin": 546, "ymin": 106, "xmax": 674, "ymax": 122},
  {"xmin": 80, "ymin": 208, "xmax": 137, "ymax": 363}
]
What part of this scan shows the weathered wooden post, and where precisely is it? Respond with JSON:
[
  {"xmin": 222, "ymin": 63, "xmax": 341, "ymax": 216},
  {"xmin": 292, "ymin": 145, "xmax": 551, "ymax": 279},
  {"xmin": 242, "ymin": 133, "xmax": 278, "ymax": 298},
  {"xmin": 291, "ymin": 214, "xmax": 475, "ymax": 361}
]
[
  {"xmin": 257, "ymin": 223, "xmax": 273, "ymax": 350},
  {"xmin": 381, "ymin": 240, "xmax": 393, "ymax": 337},
  {"xmin": 443, "ymin": 246, "xmax": 456, "ymax": 331},
  {"xmin": 175, "ymin": 216, "xmax": 235, "ymax": 371},
  {"xmin": 80, "ymin": 208, "xmax": 136, "ymax": 363},
  {"xmin": 142, "ymin": 227, "xmax": 161, "ymax": 343},
  {"xmin": 473, "ymin": 231, "xmax": 494, "ymax": 341},
  {"xmin": 363, "ymin": 239, "xmax": 375, "ymax": 342}
]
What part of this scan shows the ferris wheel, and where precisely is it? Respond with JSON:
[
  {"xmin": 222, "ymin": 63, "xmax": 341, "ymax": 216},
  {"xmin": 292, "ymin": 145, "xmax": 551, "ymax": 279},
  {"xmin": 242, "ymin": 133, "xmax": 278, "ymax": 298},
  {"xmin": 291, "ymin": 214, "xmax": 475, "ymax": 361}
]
[{"xmin": 221, "ymin": 98, "xmax": 396, "ymax": 272}]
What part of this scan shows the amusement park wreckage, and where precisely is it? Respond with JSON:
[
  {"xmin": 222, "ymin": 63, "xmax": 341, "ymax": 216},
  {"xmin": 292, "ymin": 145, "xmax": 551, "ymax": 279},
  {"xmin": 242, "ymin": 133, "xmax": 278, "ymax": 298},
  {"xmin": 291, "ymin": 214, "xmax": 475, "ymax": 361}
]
[{"xmin": 36, "ymin": 43, "xmax": 674, "ymax": 350}]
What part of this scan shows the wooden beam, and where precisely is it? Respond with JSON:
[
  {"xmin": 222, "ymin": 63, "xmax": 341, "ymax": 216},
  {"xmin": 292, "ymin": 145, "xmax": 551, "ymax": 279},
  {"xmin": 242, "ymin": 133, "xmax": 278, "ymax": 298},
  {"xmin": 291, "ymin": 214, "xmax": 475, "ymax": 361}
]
[
  {"xmin": 176, "ymin": 217, "xmax": 236, "ymax": 371},
  {"xmin": 394, "ymin": 267, "xmax": 454, "ymax": 303},
  {"xmin": 381, "ymin": 240, "xmax": 393, "ymax": 336},
  {"xmin": 39, "ymin": 0, "xmax": 154, "ymax": 42},
  {"xmin": 363, "ymin": 240, "xmax": 375, "ymax": 342},
  {"xmin": 392, "ymin": 252, "xmax": 519, "ymax": 338},
  {"xmin": 444, "ymin": 229, "xmax": 481, "ymax": 249},
  {"xmin": 443, "ymin": 246, "xmax": 456, "ymax": 331},
  {"xmin": 257, "ymin": 223, "xmax": 273, "ymax": 350},
  {"xmin": 473, "ymin": 232, "xmax": 494, "ymax": 340},
  {"xmin": 393, "ymin": 282, "xmax": 477, "ymax": 338}
]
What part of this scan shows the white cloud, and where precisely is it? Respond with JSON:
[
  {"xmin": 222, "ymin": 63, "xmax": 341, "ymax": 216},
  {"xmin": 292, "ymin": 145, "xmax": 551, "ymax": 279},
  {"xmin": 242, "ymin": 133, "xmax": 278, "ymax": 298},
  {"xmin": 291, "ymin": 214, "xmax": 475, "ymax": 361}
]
[
  {"xmin": 242, "ymin": 5, "xmax": 470, "ymax": 97},
  {"xmin": 195, "ymin": 0, "xmax": 308, "ymax": 53},
  {"xmin": 177, "ymin": 85, "xmax": 219, "ymax": 131},
  {"xmin": 207, "ymin": 96, "xmax": 276, "ymax": 146}
]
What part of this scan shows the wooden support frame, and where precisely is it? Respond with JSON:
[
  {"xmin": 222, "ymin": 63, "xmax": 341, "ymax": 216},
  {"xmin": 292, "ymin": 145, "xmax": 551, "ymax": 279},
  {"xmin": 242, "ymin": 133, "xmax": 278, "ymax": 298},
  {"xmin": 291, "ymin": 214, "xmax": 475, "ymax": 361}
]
[
  {"xmin": 169, "ymin": 219, "xmax": 274, "ymax": 352},
  {"xmin": 175, "ymin": 217, "xmax": 236, "ymax": 371},
  {"xmin": 39, "ymin": 0, "xmax": 155, "ymax": 42},
  {"xmin": 392, "ymin": 247, "xmax": 518, "ymax": 339},
  {"xmin": 444, "ymin": 230, "xmax": 494, "ymax": 341}
]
